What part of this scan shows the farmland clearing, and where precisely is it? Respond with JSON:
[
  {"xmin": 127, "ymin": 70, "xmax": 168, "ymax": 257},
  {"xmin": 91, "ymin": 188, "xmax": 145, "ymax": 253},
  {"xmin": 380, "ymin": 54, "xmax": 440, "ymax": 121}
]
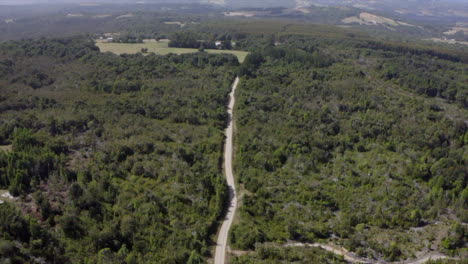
[
  {"xmin": 342, "ymin": 13, "xmax": 419, "ymax": 28},
  {"xmin": 95, "ymin": 39, "xmax": 248, "ymax": 62}
]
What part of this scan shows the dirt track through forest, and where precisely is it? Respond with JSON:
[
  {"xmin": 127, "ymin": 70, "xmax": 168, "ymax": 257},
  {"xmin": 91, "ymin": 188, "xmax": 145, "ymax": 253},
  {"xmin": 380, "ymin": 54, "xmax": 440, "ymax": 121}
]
[
  {"xmin": 214, "ymin": 77, "xmax": 239, "ymax": 264},
  {"xmin": 285, "ymin": 242, "xmax": 458, "ymax": 264}
]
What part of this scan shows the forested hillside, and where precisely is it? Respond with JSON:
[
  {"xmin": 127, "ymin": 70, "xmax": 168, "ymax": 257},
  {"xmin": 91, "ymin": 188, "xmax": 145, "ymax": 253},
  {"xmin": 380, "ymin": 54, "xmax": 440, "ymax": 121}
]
[
  {"xmin": 231, "ymin": 36, "xmax": 467, "ymax": 262},
  {"xmin": 0, "ymin": 37, "xmax": 239, "ymax": 263}
]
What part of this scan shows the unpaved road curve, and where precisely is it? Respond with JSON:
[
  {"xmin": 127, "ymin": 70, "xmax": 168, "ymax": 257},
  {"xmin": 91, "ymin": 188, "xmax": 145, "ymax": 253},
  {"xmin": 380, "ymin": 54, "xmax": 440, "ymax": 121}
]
[
  {"xmin": 286, "ymin": 242, "xmax": 457, "ymax": 264},
  {"xmin": 214, "ymin": 77, "xmax": 240, "ymax": 264}
]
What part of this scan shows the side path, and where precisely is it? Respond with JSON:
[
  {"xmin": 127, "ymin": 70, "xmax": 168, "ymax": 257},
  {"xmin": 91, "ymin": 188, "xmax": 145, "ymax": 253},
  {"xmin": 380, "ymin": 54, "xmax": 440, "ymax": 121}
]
[
  {"xmin": 284, "ymin": 242, "xmax": 458, "ymax": 264},
  {"xmin": 214, "ymin": 77, "xmax": 240, "ymax": 264}
]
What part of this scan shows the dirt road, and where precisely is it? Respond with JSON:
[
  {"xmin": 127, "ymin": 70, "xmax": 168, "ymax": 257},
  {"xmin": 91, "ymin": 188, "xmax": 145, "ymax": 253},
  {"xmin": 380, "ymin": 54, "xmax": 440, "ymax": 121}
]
[
  {"xmin": 214, "ymin": 77, "xmax": 240, "ymax": 264},
  {"xmin": 285, "ymin": 242, "xmax": 457, "ymax": 264}
]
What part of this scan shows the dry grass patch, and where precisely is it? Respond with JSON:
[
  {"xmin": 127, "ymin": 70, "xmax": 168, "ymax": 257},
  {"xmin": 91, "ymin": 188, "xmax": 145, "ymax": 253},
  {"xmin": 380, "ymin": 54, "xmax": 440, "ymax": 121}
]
[{"xmin": 0, "ymin": 145, "xmax": 12, "ymax": 153}]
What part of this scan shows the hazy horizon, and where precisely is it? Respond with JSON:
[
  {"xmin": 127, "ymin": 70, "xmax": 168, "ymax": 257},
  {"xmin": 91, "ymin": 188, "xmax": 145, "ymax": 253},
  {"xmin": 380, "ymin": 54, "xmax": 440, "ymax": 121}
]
[
  {"xmin": 0, "ymin": 0, "xmax": 467, "ymax": 19},
  {"xmin": 1, "ymin": 0, "xmax": 466, "ymax": 3}
]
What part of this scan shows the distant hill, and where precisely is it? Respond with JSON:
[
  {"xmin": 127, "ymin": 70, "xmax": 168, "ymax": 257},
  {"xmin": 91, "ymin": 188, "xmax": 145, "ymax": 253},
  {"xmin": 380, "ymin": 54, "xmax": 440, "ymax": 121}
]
[
  {"xmin": 1, "ymin": 0, "xmax": 466, "ymax": 19},
  {"xmin": 299, "ymin": 0, "xmax": 468, "ymax": 19}
]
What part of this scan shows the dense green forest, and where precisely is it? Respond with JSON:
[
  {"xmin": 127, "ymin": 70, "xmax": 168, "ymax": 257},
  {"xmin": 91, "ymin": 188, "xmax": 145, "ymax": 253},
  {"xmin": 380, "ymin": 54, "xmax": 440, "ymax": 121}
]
[
  {"xmin": 0, "ymin": 6, "xmax": 467, "ymax": 264},
  {"xmin": 230, "ymin": 36, "xmax": 467, "ymax": 262},
  {"xmin": 0, "ymin": 37, "xmax": 239, "ymax": 263}
]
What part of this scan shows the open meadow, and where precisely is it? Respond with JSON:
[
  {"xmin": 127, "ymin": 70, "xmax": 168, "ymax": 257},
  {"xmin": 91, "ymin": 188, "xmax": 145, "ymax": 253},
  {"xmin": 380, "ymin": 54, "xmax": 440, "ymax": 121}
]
[{"xmin": 96, "ymin": 39, "xmax": 248, "ymax": 62}]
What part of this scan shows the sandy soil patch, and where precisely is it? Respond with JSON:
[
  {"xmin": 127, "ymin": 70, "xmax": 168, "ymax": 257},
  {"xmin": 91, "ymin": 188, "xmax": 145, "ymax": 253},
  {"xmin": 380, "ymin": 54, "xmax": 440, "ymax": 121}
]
[{"xmin": 0, "ymin": 145, "xmax": 12, "ymax": 152}]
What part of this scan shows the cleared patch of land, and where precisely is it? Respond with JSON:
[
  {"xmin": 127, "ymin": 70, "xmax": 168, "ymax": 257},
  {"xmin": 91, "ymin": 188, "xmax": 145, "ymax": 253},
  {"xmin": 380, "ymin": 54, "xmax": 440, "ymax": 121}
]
[
  {"xmin": 223, "ymin": 11, "xmax": 257, "ymax": 17},
  {"xmin": 0, "ymin": 190, "xmax": 14, "ymax": 204},
  {"xmin": 116, "ymin": 13, "xmax": 133, "ymax": 19},
  {"xmin": 95, "ymin": 40, "xmax": 248, "ymax": 63},
  {"xmin": 444, "ymin": 27, "xmax": 468, "ymax": 35},
  {"xmin": 164, "ymin": 21, "xmax": 186, "ymax": 28},
  {"xmin": 342, "ymin": 12, "xmax": 417, "ymax": 28},
  {"xmin": 0, "ymin": 145, "xmax": 12, "ymax": 152},
  {"xmin": 427, "ymin": 38, "xmax": 468, "ymax": 46}
]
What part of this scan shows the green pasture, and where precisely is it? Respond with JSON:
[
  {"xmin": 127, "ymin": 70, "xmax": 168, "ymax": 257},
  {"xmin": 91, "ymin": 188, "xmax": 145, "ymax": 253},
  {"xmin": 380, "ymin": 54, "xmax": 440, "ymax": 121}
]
[{"xmin": 96, "ymin": 40, "xmax": 248, "ymax": 63}]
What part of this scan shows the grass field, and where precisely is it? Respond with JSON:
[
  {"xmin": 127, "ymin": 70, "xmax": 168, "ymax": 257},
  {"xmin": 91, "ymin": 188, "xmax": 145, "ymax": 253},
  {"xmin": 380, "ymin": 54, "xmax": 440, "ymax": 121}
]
[{"xmin": 95, "ymin": 40, "xmax": 248, "ymax": 63}]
